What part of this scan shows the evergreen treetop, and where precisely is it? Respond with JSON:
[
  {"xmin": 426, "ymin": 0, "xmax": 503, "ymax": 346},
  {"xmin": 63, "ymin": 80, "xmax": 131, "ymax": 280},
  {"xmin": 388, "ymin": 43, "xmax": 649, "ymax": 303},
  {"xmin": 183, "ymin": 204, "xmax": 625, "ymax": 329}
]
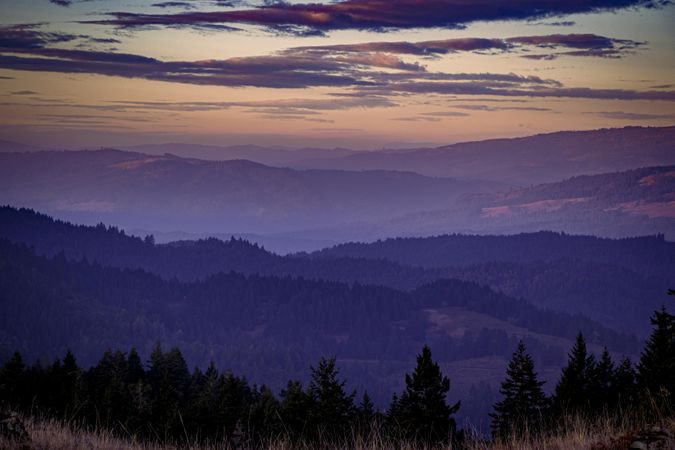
[{"xmin": 490, "ymin": 341, "xmax": 547, "ymax": 439}]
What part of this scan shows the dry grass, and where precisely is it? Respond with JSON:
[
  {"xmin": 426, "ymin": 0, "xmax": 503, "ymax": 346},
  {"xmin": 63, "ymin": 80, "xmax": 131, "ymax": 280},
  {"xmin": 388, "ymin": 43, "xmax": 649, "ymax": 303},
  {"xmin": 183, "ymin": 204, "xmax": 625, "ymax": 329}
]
[{"xmin": 1, "ymin": 414, "xmax": 673, "ymax": 450}]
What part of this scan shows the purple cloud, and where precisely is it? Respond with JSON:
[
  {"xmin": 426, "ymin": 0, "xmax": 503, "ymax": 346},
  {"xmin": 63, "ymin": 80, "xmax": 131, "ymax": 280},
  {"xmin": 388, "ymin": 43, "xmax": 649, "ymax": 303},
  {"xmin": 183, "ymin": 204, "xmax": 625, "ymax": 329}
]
[
  {"xmin": 0, "ymin": 24, "xmax": 77, "ymax": 50},
  {"xmin": 289, "ymin": 33, "xmax": 643, "ymax": 59},
  {"xmin": 362, "ymin": 82, "xmax": 675, "ymax": 101},
  {"xmin": 88, "ymin": 0, "xmax": 669, "ymax": 32},
  {"xmin": 1, "ymin": 24, "xmax": 672, "ymax": 102},
  {"xmin": 49, "ymin": 0, "xmax": 73, "ymax": 6},
  {"xmin": 592, "ymin": 111, "xmax": 675, "ymax": 120}
]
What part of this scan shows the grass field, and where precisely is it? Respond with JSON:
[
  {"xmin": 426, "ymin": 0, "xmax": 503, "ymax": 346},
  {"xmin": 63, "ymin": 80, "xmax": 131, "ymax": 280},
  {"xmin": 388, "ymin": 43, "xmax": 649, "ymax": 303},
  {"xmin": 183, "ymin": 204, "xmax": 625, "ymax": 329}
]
[{"xmin": 1, "ymin": 413, "xmax": 672, "ymax": 450}]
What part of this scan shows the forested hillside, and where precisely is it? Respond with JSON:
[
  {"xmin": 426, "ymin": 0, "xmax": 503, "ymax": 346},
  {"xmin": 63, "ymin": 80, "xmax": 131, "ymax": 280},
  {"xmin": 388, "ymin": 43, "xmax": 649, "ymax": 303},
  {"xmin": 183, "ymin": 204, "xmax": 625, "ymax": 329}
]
[
  {"xmin": 1, "ymin": 206, "xmax": 671, "ymax": 339},
  {"xmin": 312, "ymin": 231, "xmax": 675, "ymax": 278},
  {"xmin": 0, "ymin": 237, "xmax": 641, "ymax": 425}
]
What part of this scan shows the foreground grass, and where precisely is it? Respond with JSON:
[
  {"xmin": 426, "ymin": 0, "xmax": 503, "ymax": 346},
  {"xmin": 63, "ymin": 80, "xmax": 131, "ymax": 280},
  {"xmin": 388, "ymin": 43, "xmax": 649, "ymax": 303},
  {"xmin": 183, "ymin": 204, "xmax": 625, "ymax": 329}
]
[{"xmin": 1, "ymin": 415, "xmax": 673, "ymax": 450}]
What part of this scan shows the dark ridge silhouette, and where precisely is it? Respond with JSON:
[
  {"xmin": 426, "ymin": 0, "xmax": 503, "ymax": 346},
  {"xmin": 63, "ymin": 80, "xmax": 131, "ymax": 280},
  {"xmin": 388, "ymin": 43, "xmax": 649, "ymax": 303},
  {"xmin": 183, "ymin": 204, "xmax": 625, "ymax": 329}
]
[{"xmin": 0, "ymin": 206, "xmax": 671, "ymax": 337}]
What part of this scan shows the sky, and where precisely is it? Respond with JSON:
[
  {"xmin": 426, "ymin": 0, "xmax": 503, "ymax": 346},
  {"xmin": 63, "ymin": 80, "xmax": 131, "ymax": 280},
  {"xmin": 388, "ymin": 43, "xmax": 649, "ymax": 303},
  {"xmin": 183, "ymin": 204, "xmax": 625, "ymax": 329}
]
[{"xmin": 0, "ymin": 0, "xmax": 674, "ymax": 149}]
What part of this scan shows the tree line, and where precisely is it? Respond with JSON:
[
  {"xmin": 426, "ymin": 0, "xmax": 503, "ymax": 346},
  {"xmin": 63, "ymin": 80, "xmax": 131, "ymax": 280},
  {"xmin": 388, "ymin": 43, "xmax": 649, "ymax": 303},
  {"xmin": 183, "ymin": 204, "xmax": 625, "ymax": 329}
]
[{"xmin": 1, "ymin": 299, "xmax": 673, "ymax": 446}]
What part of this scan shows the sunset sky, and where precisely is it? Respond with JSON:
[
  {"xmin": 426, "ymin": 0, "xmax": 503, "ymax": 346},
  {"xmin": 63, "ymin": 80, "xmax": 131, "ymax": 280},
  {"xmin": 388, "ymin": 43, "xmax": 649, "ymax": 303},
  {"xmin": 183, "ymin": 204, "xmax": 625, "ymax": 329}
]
[{"xmin": 1, "ymin": 0, "xmax": 674, "ymax": 149}]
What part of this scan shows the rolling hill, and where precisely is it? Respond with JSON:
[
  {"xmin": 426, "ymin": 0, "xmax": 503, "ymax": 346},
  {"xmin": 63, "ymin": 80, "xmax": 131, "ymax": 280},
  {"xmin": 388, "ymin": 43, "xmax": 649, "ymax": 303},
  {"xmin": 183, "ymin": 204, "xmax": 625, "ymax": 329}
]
[
  {"xmin": 0, "ymin": 149, "xmax": 502, "ymax": 236},
  {"xmin": 1, "ymin": 207, "xmax": 671, "ymax": 338}
]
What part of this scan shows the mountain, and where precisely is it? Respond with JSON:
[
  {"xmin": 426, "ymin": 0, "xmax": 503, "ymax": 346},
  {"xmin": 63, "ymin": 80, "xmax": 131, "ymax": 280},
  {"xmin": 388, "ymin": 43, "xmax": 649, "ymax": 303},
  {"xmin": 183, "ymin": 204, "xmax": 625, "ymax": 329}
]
[
  {"xmin": 310, "ymin": 231, "xmax": 675, "ymax": 336},
  {"xmin": 0, "ymin": 206, "xmax": 439, "ymax": 290},
  {"xmin": 0, "ymin": 139, "xmax": 45, "ymax": 153},
  {"xmin": 0, "ymin": 237, "xmax": 640, "ymax": 418},
  {"xmin": 300, "ymin": 164, "xmax": 675, "ymax": 243},
  {"xmin": 0, "ymin": 149, "xmax": 502, "ymax": 236},
  {"xmin": 311, "ymin": 230, "xmax": 675, "ymax": 279},
  {"xmin": 8, "ymin": 126, "xmax": 666, "ymax": 191},
  {"xmin": 121, "ymin": 143, "xmax": 361, "ymax": 167},
  {"xmin": 291, "ymin": 126, "xmax": 675, "ymax": 185},
  {"xmin": 1, "ymin": 207, "xmax": 671, "ymax": 337}
]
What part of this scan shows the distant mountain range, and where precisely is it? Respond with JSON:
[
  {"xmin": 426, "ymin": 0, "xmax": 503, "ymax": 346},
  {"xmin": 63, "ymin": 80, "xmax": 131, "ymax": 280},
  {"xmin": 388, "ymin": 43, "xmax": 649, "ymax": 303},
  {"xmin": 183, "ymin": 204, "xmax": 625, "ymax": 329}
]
[
  {"xmin": 1, "ymin": 147, "xmax": 673, "ymax": 251},
  {"xmin": 0, "ymin": 149, "xmax": 505, "ymax": 238},
  {"xmin": 3, "ymin": 126, "xmax": 674, "ymax": 186},
  {"xmin": 289, "ymin": 126, "xmax": 675, "ymax": 185},
  {"xmin": 0, "ymin": 209, "xmax": 654, "ymax": 426},
  {"xmin": 1, "ymin": 206, "xmax": 671, "ymax": 338},
  {"xmin": 305, "ymin": 164, "xmax": 675, "ymax": 244}
]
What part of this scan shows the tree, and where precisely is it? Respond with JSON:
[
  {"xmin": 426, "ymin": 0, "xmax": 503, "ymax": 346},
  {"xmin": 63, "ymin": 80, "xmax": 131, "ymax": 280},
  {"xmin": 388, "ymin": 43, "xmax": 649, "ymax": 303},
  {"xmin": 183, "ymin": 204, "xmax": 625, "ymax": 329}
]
[
  {"xmin": 590, "ymin": 348, "xmax": 616, "ymax": 411},
  {"xmin": 637, "ymin": 305, "xmax": 675, "ymax": 399},
  {"xmin": 356, "ymin": 391, "xmax": 375, "ymax": 436},
  {"xmin": 553, "ymin": 333, "xmax": 596, "ymax": 414},
  {"xmin": 0, "ymin": 352, "xmax": 26, "ymax": 408},
  {"xmin": 490, "ymin": 341, "xmax": 547, "ymax": 439},
  {"xmin": 614, "ymin": 357, "xmax": 636, "ymax": 405},
  {"xmin": 279, "ymin": 380, "xmax": 311, "ymax": 440},
  {"xmin": 307, "ymin": 357, "xmax": 356, "ymax": 439},
  {"xmin": 388, "ymin": 345, "xmax": 460, "ymax": 445},
  {"xmin": 147, "ymin": 344, "xmax": 190, "ymax": 439}
]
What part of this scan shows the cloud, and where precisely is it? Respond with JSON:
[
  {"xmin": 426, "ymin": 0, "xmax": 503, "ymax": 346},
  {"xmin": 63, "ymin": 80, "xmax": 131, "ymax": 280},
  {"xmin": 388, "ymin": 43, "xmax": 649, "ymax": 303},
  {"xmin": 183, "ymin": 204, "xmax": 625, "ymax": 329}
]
[
  {"xmin": 106, "ymin": 96, "xmax": 397, "ymax": 112},
  {"xmin": 528, "ymin": 20, "xmax": 576, "ymax": 26},
  {"xmin": 0, "ymin": 51, "xmax": 363, "ymax": 89},
  {"xmin": 10, "ymin": 90, "xmax": 39, "ymax": 95},
  {"xmin": 49, "ymin": 0, "xmax": 73, "ymax": 6},
  {"xmin": 421, "ymin": 111, "xmax": 470, "ymax": 117},
  {"xmin": 1, "ymin": 24, "xmax": 673, "ymax": 103},
  {"xmin": 392, "ymin": 116, "xmax": 442, "ymax": 122},
  {"xmin": 152, "ymin": 2, "xmax": 197, "ymax": 9},
  {"xmin": 362, "ymin": 82, "xmax": 675, "ymax": 101},
  {"xmin": 452, "ymin": 104, "xmax": 551, "ymax": 111},
  {"xmin": 592, "ymin": 111, "xmax": 675, "ymax": 120},
  {"xmin": 288, "ymin": 33, "xmax": 643, "ymax": 59},
  {"xmin": 88, "ymin": 0, "xmax": 668, "ymax": 33},
  {"xmin": 0, "ymin": 24, "xmax": 78, "ymax": 50}
]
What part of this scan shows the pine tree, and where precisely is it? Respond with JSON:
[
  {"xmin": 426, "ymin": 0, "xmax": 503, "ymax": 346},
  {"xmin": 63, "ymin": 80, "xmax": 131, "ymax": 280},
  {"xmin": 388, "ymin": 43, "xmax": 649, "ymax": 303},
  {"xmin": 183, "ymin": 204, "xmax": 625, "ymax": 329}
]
[
  {"xmin": 280, "ymin": 380, "xmax": 311, "ymax": 439},
  {"xmin": 61, "ymin": 350, "xmax": 82, "ymax": 415},
  {"xmin": 614, "ymin": 357, "xmax": 636, "ymax": 405},
  {"xmin": 0, "ymin": 352, "xmax": 26, "ymax": 408},
  {"xmin": 553, "ymin": 333, "xmax": 596, "ymax": 414},
  {"xmin": 357, "ymin": 391, "xmax": 375, "ymax": 436},
  {"xmin": 590, "ymin": 348, "xmax": 616, "ymax": 411},
  {"xmin": 388, "ymin": 345, "xmax": 460, "ymax": 445},
  {"xmin": 147, "ymin": 344, "xmax": 190, "ymax": 439},
  {"xmin": 490, "ymin": 341, "xmax": 547, "ymax": 439},
  {"xmin": 637, "ymin": 305, "xmax": 675, "ymax": 398},
  {"xmin": 307, "ymin": 357, "xmax": 356, "ymax": 439}
]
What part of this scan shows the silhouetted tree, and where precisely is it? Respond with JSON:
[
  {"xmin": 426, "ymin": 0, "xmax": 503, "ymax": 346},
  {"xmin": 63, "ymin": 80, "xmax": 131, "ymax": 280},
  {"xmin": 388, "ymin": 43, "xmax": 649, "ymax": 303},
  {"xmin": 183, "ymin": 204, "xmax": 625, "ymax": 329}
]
[
  {"xmin": 0, "ymin": 352, "xmax": 26, "ymax": 407},
  {"xmin": 637, "ymin": 305, "xmax": 675, "ymax": 400},
  {"xmin": 279, "ymin": 380, "xmax": 311, "ymax": 440},
  {"xmin": 356, "ymin": 391, "xmax": 375, "ymax": 436},
  {"xmin": 307, "ymin": 357, "xmax": 356, "ymax": 440},
  {"xmin": 553, "ymin": 333, "xmax": 596, "ymax": 414},
  {"xmin": 614, "ymin": 357, "xmax": 636, "ymax": 406},
  {"xmin": 388, "ymin": 345, "xmax": 460, "ymax": 445},
  {"xmin": 490, "ymin": 341, "xmax": 547, "ymax": 439},
  {"xmin": 590, "ymin": 348, "xmax": 616, "ymax": 411}
]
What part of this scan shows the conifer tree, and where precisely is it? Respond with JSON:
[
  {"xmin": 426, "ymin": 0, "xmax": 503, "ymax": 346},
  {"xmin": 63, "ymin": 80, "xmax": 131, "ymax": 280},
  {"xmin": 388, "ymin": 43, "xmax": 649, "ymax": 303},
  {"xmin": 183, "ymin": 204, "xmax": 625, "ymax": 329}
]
[
  {"xmin": 280, "ymin": 380, "xmax": 311, "ymax": 440},
  {"xmin": 357, "ymin": 391, "xmax": 375, "ymax": 436},
  {"xmin": 388, "ymin": 345, "xmax": 460, "ymax": 445},
  {"xmin": 637, "ymin": 305, "xmax": 675, "ymax": 398},
  {"xmin": 0, "ymin": 352, "xmax": 25, "ymax": 407},
  {"xmin": 490, "ymin": 341, "xmax": 547, "ymax": 439},
  {"xmin": 307, "ymin": 357, "xmax": 356, "ymax": 439},
  {"xmin": 61, "ymin": 350, "xmax": 82, "ymax": 414},
  {"xmin": 147, "ymin": 344, "xmax": 190, "ymax": 439},
  {"xmin": 589, "ymin": 348, "xmax": 616, "ymax": 411},
  {"xmin": 553, "ymin": 333, "xmax": 596, "ymax": 414},
  {"xmin": 126, "ymin": 348, "xmax": 145, "ymax": 384},
  {"xmin": 614, "ymin": 357, "xmax": 636, "ymax": 405}
]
